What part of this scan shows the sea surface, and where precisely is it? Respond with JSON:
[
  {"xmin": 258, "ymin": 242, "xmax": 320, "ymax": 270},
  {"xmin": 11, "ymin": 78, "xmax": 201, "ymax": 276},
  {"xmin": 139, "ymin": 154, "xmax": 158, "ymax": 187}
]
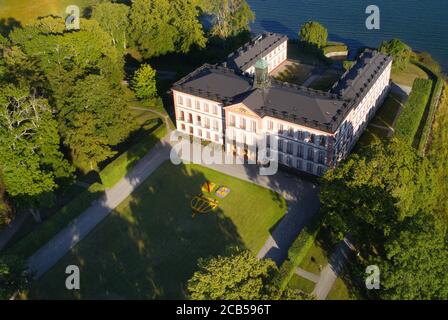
[{"xmin": 247, "ymin": 0, "xmax": 448, "ymax": 71}]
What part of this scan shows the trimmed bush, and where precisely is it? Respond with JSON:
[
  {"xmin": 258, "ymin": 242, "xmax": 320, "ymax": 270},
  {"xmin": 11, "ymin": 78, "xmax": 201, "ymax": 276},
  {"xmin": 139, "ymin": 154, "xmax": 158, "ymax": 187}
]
[
  {"xmin": 274, "ymin": 213, "xmax": 322, "ymax": 290},
  {"xmin": 7, "ymin": 183, "xmax": 105, "ymax": 259},
  {"xmin": 100, "ymin": 122, "xmax": 167, "ymax": 188},
  {"xmin": 395, "ymin": 78, "xmax": 433, "ymax": 145},
  {"xmin": 418, "ymin": 77, "xmax": 444, "ymax": 155}
]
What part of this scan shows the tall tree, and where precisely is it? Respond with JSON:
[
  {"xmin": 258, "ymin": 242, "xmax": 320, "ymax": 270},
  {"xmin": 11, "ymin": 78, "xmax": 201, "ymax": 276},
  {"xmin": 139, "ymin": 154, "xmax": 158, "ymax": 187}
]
[
  {"xmin": 379, "ymin": 39, "xmax": 412, "ymax": 71},
  {"xmin": 131, "ymin": 64, "xmax": 157, "ymax": 100},
  {"xmin": 0, "ymin": 85, "xmax": 73, "ymax": 218},
  {"xmin": 0, "ymin": 179, "xmax": 12, "ymax": 226},
  {"xmin": 320, "ymin": 138, "xmax": 437, "ymax": 245},
  {"xmin": 91, "ymin": 2, "xmax": 130, "ymax": 52},
  {"xmin": 9, "ymin": 17, "xmax": 136, "ymax": 173},
  {"xmin": 299, "ymin": 21, "xmax": 328, "ymax": 49},
  {"xmin": 200, "ymin": 0, "xmax": 255, "ymax": 39},
  {"xmin": 378, "ymin": 215, "xmax": 448, "ymax": 300},
  {"xmin": 188, "ymin": 250, "xmax": 280, "ymax": 300},
  {"xmin": 60, "ymin": 75, "xmax": 137, "ymax": 172},
  {"xmin": 0, "ymin": 255, "xmax": 30, "ymax": 299},
  {"xmin": 128, "ymin": 0, "xmax": 206, "ymax": 59}
]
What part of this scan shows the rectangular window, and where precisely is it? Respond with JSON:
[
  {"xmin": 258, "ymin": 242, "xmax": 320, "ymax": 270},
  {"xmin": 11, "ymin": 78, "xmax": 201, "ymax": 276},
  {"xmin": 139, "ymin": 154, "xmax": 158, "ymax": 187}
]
[
  {"xmin": 296, "ymin": 159, "xmax": 302, "ymax": 170},
  {"xmin": 287, "ymin": 141, "xmax": 293, "ymax": 154},
  {"xmin": 288, "ymin": 127, "xmax": 294, "ymax": 137},
  {"xmin": 267, "ymin": 120, "xmax": 273, "ymax": 131},
  {"xmin": 177, "ymin": 95, "xmax": 183, "ymax": 106},
  {"xmin": 278, "ymin": 139, "xmax": 284, "ymax": 152},
  {"xmin": 310, "ymin": 134, "xmax": 316, "ymax": 144},
  {"xmin": 317, "ymin": 166, "xmax": 325, "ymax": 176},
  {"xmin": 286, "ymin": 156, "xmax": 291, "ymax": 166},
  {"xmin": 278, "ymin": 124, "xmax": 284, "ymax": 135},
  {"xmin": 230, "ymin": 115, "xmax": 236, "ymax": 127},
  {"xmin": 195, "ymin": 100, "xmax": 201, "ymax": 110},
  {"xmin": 320, "ymin": 136, "xmax": 327, "ymax": 147},
  {"xmin": 186, "ymin": 98, "xmax": 192, "ymax": 108},
  {"xmin": 215, "ymin": 134, "xmax": 219, "ymax": 142},
  {"xmin": 307, "ymin": 148, "xmax": 314, "ymax": 162},
  {"xmin": 181, "ymin": 124, "xmax": 186, "ymax": 131},
  {"xmin": 206, "ymin": 131, "xmax": 211, "ymax": 140},
  {"xmin": 318, "ymin": 152, "xmax": 325, "ymax": 164},
  {"xmin": 307, "ymin": 162, "xmax": 313, "ymax": 173},
  {"xmin": 297, "ymin": 145, "xmax": 304, "ymax": 158},
  {"xmin": 297, "ymin": 131, "xmax": 303, "ymax": 141},
  {"xmin": 213, "ymin": 120, "xmax": 219, "ymax": 131},
  {"xmin": 197, "ymin": 129, "xmax": 202, "ymax": 137},
  {"xmin": 205, "ymin": 118, "xmax": 210, "ymax": 129},
  {"xmin": 278, "ymin": 153, "xmax": 283, "ymax": 163},
  {"xmin": 250, "ymin": 120, "xmax": 257, "ymax": 132},
  {"xmin": 213, "ymin": 105, "xmax": 218, "ymax": 115},
  {"xmin": 240, "ymin": 118, "xmax": 246, "ymax": 130},
  {"xmin": 204, "ymin": 103, "xmax": 209, "ymax": 113}
]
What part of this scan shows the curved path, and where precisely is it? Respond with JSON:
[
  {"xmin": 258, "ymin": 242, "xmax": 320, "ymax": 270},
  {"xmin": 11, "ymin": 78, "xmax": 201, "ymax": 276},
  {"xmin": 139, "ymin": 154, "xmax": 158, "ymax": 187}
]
[{"xmin": 27, "ymin": 137, "xmax": 320, "ymax": 278}]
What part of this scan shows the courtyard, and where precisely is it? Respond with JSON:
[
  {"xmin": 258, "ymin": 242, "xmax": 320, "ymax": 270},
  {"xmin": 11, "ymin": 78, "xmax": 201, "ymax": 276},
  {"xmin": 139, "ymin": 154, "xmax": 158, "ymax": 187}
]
[{"xmin": 25, "ymin": 162, "xmax": 287, "ymax": 299}]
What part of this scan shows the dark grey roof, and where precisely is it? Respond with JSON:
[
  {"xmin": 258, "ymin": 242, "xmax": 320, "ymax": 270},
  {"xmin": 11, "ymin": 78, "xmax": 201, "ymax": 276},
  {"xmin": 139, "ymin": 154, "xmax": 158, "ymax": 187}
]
[
  {"xmin": 226, "ymin": 32, "xmax": 288, "ymax": 72},
  {"xmin": 234, "ymin": 81, "xmax": 348, "ymax": 133},
  {"xmin": 172, "ymin": 48, "xmax": 392, "ymax": 134},
  {"xmin": 332, "ymin": 49, "xmax": 393, "ymax": 100},
  {"xmin": 172, "ymin": 64, "xmax": 253, "ymax": 104}
]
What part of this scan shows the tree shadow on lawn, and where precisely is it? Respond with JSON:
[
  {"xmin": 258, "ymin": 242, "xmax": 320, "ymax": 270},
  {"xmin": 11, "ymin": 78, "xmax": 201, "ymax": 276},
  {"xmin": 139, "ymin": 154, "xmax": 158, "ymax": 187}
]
[{"xmin": 29, "ymin": 163, "xmax": 245, "ymax": 299}]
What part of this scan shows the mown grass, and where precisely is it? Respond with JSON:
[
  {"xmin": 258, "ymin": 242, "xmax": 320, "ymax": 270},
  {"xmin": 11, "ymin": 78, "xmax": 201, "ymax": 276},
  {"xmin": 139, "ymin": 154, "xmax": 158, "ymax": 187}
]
[{"xmin": 26, "ymin": 162, "xmax": 287, "ymax": 299}]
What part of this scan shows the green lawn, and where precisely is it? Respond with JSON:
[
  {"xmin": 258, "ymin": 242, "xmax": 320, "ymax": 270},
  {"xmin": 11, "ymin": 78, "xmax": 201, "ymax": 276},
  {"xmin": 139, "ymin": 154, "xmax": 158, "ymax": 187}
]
[
  {"xmin": 299, "ymin": 238, "xmax": 329, "ymax": 275},
  {"xmin": 288, "ymin": 274, "xmax": 315, "ymax": 294},
  {"xmin": 326, "ymin": 276, "xmax": 354, "ymax": 300},
  {"xmin": 26, "ymin": 162, "xmax": 287, "ymax": 299},
  {"xmin": 274, "ymin": 62, "xmax": 313, "ymax": 86},
  {"xmin": 371, "ymin": 93, "xmax": 404, "ymax": 128},
  {"xmin": 0, "ymin": 0, "xmax": 96, "ymax": 27},
  {"xmin": 391, "ymin": 63, "xmax": 429, "ymax": 87}
]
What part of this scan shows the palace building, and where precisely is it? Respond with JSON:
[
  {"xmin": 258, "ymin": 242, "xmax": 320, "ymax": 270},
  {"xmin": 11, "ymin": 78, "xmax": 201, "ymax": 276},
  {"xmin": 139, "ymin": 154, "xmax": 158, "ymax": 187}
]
[{"xmin": 172, "ymin": 32, "xmax": 393, "ymax": 176}]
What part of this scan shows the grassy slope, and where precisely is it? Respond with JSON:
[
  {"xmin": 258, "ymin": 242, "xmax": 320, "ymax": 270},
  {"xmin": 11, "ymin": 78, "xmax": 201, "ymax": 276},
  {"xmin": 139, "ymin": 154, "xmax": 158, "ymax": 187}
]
[
  {"xmin": 391, "ymin": 63, "xmax": 429, "ymax": 87},
  {"xmin": 0, "ymin": 0, "xmax": 96, "ymax": 25},
  {"xmin": 27, "ymin": 162, "xmax": 286, "ymax": 299}
]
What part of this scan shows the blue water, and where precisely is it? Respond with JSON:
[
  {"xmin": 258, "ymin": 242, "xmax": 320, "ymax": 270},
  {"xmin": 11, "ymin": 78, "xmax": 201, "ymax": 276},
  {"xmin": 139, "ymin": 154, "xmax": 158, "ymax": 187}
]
[{"xmin": 247, "ymin": 0, "xmax": 448, "ymax": 71}]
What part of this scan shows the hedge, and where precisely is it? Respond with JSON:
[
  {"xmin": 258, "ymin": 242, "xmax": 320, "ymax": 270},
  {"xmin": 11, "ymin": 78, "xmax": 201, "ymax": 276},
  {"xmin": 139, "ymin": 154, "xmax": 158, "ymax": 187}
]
[
  {"xmin": 274, "ymin": 213, "xmax": 322, "ymax": 290},
  {"xmin": 395, "ymin": 78, "xmax": 433, "ymax": 145},
  {"xmin": 6, "ymin": 183, "xmax": 105, "ymax": 259},
  {"xmin": 418, "ymin": 77, "xmax": 444, "ymax": 155},
  {"xmin": 100, "ymin": 121, "xmax": 167, "ymax": 188}
]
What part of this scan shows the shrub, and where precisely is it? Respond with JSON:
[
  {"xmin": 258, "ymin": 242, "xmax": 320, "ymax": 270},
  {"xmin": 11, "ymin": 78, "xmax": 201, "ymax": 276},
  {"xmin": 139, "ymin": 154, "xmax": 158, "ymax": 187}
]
[
  {"xmin": 274, "ymin": 213, "xmax": 322, "ymax": 289},
  {"xmin": 100, "ymin": 122, "xmax": 166, "ymax": 188},
  {"xmin": 379, "ymin": 39, "xmax": 412, "ymax": 71},
  {"xmin": 418, "ymin": 77, "xmax": 444, "ymax": 155},
  {"xmin": 7, "ymin": 183, "xmax": 105, "ymax": 259},
  {"xmin": 395, "ymin": 78, "xmax": 433, "ymax": 145},
  {"xmin": 299, "ymin": 21, "xmax": 328, "ymax": 49}
]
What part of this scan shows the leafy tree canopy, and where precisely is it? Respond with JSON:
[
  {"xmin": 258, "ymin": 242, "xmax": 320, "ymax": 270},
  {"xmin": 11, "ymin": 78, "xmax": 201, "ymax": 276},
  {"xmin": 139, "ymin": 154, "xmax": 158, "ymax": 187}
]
[
  {"xmin": 129, "ymin": 0, "xmax": 206, "ymax": 58},
  {"xmin": 0, "ymin": 255, "xmax": 30, "ymax": 300},
  {"xmin": 61, "ymin": 75, "xmax": 137, "ymax": 172},
  {"xmin": 199, "ymin": 0, "xmax": 255, "ymax": 39},
  {"xmin": 188, "ymin": 250, "xmax": 277, "ymax": 300},
  {"xmin": 91, "ymin": 2, "xmax": 130, "ymax": 52},
  {"xmin": 299, "ymin": 21, "xmax": 328, "ymax": 48},
  {"xmin": 131, "ymin": 64, "xmax": 157, "ymax": 100},
  {"xmin": 379, "ymin": 39, "xmax": 412, "ymax": 71},
  {"xmin": 321, "ymin": 138, "xmax": 437, "ymax": 245},
  {"xmin": 0, "ymin": 85, "xmax": 73, "ymax": 208}
]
